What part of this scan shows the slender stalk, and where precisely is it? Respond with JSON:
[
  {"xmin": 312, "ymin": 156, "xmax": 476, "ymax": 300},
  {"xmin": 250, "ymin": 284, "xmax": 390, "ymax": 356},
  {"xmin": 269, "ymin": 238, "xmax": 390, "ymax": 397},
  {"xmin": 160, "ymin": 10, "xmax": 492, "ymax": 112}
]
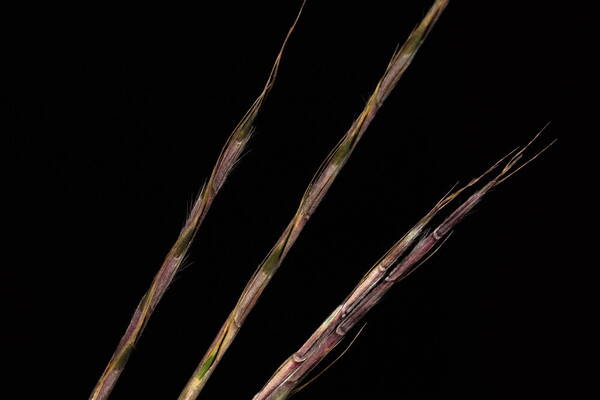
[
  {"xmin": 178, "ymin": 1, "xmax": 449, "ymax": 399},
  {"xmin": 252, "ymin": 133, "xmax": 554, "ymax": 400},
  {"xmin": 88, "ymin": 5, "xmax": 305, "ymax": 399}
]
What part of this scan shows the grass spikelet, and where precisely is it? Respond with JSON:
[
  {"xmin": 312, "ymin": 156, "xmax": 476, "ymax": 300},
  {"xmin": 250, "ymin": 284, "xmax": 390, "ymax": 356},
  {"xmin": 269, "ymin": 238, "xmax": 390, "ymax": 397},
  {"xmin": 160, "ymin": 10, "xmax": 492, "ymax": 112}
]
[
  {"xmin": 178, "ymin": 1, "xmax": 449, "ymax": 399},
  {"xmin": 251, "ymin": 131, "xmax": 554, "ymax": 400},
  {"xmin": 88, "ymin": 4, "xmax": 305, "ymax": 399}
]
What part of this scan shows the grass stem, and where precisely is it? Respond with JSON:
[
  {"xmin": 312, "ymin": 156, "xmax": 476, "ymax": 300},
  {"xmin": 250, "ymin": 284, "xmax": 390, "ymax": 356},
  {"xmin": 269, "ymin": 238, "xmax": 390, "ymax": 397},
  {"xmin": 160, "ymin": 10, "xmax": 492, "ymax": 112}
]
[{"xmin": 178, "ymin": 1, "xmax": 449, "ymax": 399}]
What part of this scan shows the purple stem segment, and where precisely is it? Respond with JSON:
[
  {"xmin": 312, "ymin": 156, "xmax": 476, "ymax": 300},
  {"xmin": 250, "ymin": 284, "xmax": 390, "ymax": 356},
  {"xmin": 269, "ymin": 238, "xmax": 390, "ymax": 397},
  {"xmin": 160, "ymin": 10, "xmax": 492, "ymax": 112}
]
[{"xmin": 252, "ymin": 134, "xmax": 552, "ymax": 400}]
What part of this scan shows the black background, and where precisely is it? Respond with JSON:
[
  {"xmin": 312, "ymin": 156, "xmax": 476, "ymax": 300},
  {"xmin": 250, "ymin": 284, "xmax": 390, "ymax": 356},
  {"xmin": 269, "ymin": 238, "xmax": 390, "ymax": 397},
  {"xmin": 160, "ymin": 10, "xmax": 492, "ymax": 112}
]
[{"xmin": 6, "ymin": 1, "xmax": 577, "ymax": 399}]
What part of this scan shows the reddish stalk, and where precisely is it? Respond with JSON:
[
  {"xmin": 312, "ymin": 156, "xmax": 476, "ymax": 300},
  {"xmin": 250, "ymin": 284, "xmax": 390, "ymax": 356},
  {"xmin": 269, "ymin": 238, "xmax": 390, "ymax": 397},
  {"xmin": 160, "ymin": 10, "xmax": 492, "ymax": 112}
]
[{"xmin": 88, "ymin": 4, "xmax": 305, "ymax": 399}]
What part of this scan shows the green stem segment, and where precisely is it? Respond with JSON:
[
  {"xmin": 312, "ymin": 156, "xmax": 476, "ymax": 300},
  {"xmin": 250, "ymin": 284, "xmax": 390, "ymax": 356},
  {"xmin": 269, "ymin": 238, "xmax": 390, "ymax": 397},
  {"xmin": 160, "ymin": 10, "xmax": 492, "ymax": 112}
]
[
  {"xmin": 178, "ymin": 1, "xmax": 448, "ymax": 399},
  {"xmin": 88, "ymin": 3, "xmax": 304, "ymax": 399}
]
